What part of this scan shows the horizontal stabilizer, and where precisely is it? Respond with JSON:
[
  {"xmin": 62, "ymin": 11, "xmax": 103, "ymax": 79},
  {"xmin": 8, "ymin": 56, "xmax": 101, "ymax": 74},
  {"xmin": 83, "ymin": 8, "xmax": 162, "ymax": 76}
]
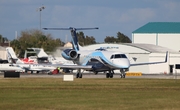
[{"xmin": 43, "ymin": 27, "xmax": 99, "ymax": 31}]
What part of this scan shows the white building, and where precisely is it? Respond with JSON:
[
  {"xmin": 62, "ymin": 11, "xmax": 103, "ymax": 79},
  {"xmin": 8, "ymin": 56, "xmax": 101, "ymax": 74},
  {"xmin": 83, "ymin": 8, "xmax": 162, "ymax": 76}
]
[
  {"xmin": 0, "ymin": 46, "xmax": 7, "ymax": 60},
  {"xmin": 132, "ymin": 22, "xmax": 180, "ymax": 52},
  {"xmin": 83, "ymin": 43, "xmax": 180, "ymax": 74}
]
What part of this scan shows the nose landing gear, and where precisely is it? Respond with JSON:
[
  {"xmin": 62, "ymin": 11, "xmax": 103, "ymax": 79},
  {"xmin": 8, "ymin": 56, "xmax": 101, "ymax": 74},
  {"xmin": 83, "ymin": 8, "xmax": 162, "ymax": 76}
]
[{"xmin": 120, "ymin": 69, "xmax": 127, "ymax": 78}]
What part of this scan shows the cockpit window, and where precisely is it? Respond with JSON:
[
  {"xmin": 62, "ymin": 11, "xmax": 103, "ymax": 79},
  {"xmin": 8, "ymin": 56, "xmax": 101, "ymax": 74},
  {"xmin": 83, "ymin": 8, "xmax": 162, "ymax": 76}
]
[
  {"xmin": 110, "ymin": 55, "xmax": 114, "ymax": 59},
  {"xmin": 110, "ymin": 54, "xmax": 127, "ymax": 59},
  {"xmin": 120, "ymin": 54, "xmax": 127, "ymax": 58}
]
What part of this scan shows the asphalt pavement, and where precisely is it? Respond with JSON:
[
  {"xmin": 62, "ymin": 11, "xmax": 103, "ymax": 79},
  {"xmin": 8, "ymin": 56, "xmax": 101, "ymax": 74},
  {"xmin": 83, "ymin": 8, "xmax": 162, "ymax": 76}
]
[{"xmin": 0, "ymin": 73, "xmax": 180, "ymax": 79}]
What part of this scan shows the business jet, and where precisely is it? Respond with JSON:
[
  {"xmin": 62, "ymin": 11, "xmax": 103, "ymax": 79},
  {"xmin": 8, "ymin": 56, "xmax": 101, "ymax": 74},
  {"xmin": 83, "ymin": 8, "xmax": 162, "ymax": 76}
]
[
  {"xmin": 43, "ymin": 27, "xmax": 168, "ymax": 78},
  {"xmin": 0, "ymin": 64, "xmax": 25, "ymax": 72},
  {"xmin": 6, "ymin": 47, "xmax": 56, "ymax": 74},
  {"xmin": 27, "ymin": 48, "xmax": 74, "ymax": 65}
]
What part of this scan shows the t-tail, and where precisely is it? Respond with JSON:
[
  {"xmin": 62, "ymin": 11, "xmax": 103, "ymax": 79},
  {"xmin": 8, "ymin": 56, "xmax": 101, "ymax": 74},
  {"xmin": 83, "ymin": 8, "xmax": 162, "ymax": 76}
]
[
  {"xmin": 43, "ymin": 27, "xmax": 98, "ymax": 51},
  {"xmin": 6, "ymin": 47, "xmax": 24, "ymax": 64}
]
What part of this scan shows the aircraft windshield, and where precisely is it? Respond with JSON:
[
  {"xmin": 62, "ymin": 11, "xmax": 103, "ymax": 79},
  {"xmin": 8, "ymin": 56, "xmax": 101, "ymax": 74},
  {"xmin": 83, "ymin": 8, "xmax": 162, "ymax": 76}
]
[{"xmin": 110, "ymin": 54, "xmax": 127, "ymax": 59}]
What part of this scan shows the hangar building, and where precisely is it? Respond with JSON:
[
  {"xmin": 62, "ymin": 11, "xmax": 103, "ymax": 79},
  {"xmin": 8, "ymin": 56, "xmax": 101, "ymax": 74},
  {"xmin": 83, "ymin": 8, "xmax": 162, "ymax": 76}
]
[
  {"xmin": 132, "ymin": 22, "xmax": 180, "ymax": 52},
  {"xmin": 0, "ymin": 46, "xmax": 7, "ymax": 60},
  {"xmin": 83, "ymin": 43, "xmax": 180, "ymax": 74}
]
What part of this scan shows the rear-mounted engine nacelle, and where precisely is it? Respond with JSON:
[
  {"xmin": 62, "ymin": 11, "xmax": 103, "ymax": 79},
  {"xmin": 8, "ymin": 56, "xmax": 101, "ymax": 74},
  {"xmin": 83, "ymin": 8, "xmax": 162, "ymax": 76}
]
[{"xmin": 61, "ymin": 49, "xmax": 78, "ymax": 60}]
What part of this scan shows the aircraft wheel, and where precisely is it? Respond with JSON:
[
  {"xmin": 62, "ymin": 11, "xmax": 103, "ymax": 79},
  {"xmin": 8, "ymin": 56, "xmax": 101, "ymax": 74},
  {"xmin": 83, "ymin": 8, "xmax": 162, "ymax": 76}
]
[
  {"xmin": 120, "ymin": 74, "xmax": 125, "ymax": 78},
  {"xmin": 79, "ymin": 73, "xmax": 82, "ymax": 78},
  {"xmin": 76, "ymin": 73, "xmax": 79, "ymax": 78},
  {"xmin": 48, "ymin": 72, "xmax": 52, "ymax": 75},
  {"xmin": 94, "ymin": 72, "xmax": 98, "ymax": 75},
  {"xmin": 120, "ymin": 74, "xmax": 123, "ymax": 78},
  {"xmin": 106, "ymin": 73, "xmax": 110, "ymax": 78},
  {"xmin": 110, "ymin": 73, "xmax": 113, "ymax": 78}
]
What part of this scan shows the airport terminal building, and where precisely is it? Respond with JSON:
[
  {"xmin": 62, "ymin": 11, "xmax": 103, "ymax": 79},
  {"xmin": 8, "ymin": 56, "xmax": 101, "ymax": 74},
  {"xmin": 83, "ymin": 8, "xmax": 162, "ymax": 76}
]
[
  {"xmin": 83, "ymin": 43, "xmax": 180, "ymax": 74},
  {"xmin": 0, "ymin": 46, "xmax": 7, "ymax": 60}
]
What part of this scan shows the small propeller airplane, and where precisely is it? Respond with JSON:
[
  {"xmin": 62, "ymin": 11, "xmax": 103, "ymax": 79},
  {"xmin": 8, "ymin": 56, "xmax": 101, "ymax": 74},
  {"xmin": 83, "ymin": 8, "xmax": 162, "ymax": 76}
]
[{"xmin": 43, "ymin": 27, "xmax": 168, "ymax": 78}]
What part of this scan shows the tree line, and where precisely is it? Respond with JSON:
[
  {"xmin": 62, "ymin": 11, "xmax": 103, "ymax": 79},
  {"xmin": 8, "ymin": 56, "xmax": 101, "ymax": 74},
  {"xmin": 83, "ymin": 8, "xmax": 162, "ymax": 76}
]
[{"xmin": 1, "ymin": 29, "xmax": 131, "ymax": 58}]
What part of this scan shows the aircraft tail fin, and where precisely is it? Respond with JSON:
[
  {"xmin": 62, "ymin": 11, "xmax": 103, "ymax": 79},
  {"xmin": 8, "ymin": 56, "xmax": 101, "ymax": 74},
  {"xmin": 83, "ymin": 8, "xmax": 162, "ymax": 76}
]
[
  {"xmin": 6, "ymin": 47, "xmax": 24, "ymax": 64},
  {"xmin": 43, "ymin": 27, "xmax": 98, "ymax": 51}
]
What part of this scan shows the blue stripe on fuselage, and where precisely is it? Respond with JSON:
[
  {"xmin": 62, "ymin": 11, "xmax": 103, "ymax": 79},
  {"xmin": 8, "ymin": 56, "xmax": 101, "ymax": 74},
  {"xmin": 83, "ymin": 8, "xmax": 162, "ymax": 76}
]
[{"xmin": 81, "ymin": 51, "xmax": 127, "ymax": 68}]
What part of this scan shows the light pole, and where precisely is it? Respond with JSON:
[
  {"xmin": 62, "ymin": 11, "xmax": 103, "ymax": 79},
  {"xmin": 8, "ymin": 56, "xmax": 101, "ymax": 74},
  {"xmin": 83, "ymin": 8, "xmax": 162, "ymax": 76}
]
[{"xmin": 37, "ymin": 5, "xmax": 45, "ymax": 30}]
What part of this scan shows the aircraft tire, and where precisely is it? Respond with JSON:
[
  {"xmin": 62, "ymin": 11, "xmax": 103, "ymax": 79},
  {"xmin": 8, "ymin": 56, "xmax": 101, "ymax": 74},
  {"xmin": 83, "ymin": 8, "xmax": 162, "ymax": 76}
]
[
  {"xmin": 120, "ymin": 74, "xmax": 125, "ymax": 78},
  {"xmin": 94, "ymin": 72, "xmax": 98, "ymax": 75},
  {"xmin": 76, "ymin": 73, "xmax": 79, "ymax": 78},
  {"xmin": 110, "ymin": 73, "xmax": 113, "ymax": 78},
  {"xmin": 106, "ymin": 73, "xmax": 110, "ymax": 78},
  {"xmin": 79, "ymin": 74, "xmax": 82, "ymax": 78},
  {"xmin": 120, "ymin": 74, "xmax": 123, "ymax": 78},
  {"xmin": 48, "ymin": 73, "xmax": 52, "ymax": 75}
]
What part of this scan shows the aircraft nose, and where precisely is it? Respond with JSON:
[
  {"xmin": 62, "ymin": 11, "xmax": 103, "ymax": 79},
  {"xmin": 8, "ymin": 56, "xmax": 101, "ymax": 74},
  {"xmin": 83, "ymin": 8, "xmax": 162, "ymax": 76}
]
[
  {"xmin": 113, "ymin": 59, "xmax": 130, "ymax": 68},
  {"xmin": 121, "ymin": 59, "xmax": 130, "ymax": 68}
]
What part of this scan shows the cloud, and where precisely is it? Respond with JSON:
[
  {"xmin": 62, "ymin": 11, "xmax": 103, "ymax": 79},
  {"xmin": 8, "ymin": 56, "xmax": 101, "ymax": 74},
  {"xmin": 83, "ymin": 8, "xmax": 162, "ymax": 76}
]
[{"xmin": 156, "ymin": 1, "xmax": 180, "ymax": 20}]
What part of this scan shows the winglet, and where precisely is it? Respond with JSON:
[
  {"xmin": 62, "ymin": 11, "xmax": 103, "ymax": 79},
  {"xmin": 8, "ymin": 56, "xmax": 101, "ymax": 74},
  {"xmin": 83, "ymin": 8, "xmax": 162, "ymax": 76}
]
[{"xmin": 165, "ymin": 51, "xmax": 168, "ymax": 63}]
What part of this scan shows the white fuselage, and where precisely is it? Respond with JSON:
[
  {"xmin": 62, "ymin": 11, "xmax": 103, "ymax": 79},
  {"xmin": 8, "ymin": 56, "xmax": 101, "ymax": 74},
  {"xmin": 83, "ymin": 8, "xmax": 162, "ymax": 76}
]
[
  {"xmin": 0, "ymin": 64, "xmax": 25, "ymax": 72},
  {"xmin": 14, "ymin": 63, "xmax": 56, "ymax": 72},
  {"xmin": 75, "ymin": 50, "xmax": 130, "ymax": 69}
]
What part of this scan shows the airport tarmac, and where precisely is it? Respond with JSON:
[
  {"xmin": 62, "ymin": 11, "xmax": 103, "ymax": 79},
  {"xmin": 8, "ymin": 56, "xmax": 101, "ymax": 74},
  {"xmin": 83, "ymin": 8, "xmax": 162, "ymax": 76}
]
[{"xmin": 0, "ymin": 73, "xmax": 180, "ymax": 79}]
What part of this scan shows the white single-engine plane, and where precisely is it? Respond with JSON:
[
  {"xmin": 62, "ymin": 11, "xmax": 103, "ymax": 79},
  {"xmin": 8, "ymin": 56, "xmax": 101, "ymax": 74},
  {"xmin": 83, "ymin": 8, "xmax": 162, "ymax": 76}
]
[{"xmin": 43, "ymin": 27, "xmax": 168, "ymax": 78}]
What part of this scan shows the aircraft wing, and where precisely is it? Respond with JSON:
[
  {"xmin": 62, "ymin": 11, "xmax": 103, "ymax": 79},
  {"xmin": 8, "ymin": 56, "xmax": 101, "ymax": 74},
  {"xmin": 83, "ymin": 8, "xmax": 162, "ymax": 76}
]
[
  {"xmin": 130, "ymin": 51, "xmax": 168, "ymax": 66},
  {"xmin": 52, "ymin": 64, "xmax": 92, "ymax": 70}
]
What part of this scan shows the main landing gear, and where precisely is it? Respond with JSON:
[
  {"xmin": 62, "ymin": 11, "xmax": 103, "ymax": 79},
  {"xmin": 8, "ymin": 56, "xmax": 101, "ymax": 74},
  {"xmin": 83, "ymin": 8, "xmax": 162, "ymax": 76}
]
[
  {"xmin": 106, "ymin": 70, "xmax": 114, "ymax": 78},
  {"xmin": 76, "ymin": 69, "xmax": 82, "ymax": 78},
  {"xmin": 75, "ymin": 69, "xmax": 127, "ymax": 79}
]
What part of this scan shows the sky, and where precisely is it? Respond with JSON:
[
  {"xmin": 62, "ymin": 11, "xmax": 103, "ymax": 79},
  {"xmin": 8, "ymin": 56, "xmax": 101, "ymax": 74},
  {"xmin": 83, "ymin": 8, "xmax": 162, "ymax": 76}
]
[{"xmin": 0, "ymin": 0, "xmax": 180, "ymax": 43}]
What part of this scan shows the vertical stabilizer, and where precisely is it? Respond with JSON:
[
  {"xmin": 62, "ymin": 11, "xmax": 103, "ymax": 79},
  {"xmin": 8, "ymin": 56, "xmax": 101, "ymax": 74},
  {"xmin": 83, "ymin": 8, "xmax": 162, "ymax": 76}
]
[
  {"xmin": 6, "ymin": 47, "xmax": 18, "ymax": 59},
  {"xmin": 70, "ymin": 28, "xmax": 79, "ymax": 51},
  {"xmin": 6, "ymin": 47, "xmax": 24, "ymax": 64},
  {"xmin": 43, "ymin": 27, "xmax": 98, "ymax": 52},
  {"xmin": 6, "ymin": 47, "xmax": 18, "ymax": 63}
]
